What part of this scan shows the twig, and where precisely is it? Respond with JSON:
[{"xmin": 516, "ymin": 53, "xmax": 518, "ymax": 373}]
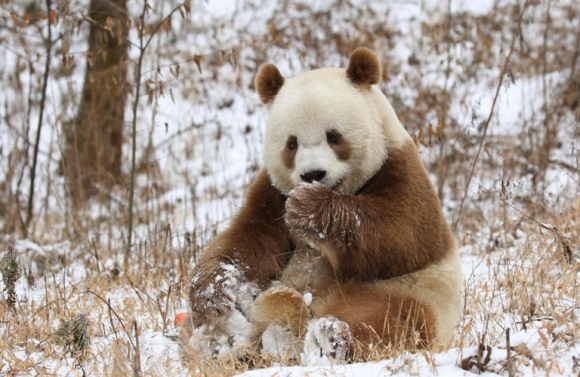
[
  {"xmin": 126, "ymin": 0, "xmax": 148, "ymax": 269},
  {"xmin": 550, "ymin": 158, "xmax": 580, "ymax": 176},
  {"xmin": 126, "ymin": 1, "xmax": 189, "ymax": 266},
  {"xmin": 91, "ymin": 237, "xmax": 101, "ymax": 274},
  {"xmin": 506, "ymin": 328, "xmax": 514, "ymax": 377},
  {"xmin": 476, "ymin": 181, "xmax": 575, "ymax": 265},
  {"xmin": 162, "ymin": 284, "xmax": 172, "ymax": 335},
  {"xmin": 508, "ymin": 202, "xmax": 573, "ymax": 264},
  {"xmin": 107, "ymin": 298, "xmax": 119, "ymax": 342},
  {"xmin": 25, "ymin": 0, "xmax": 53, "ymax": 235},
  {"xmin": 572, "ymin": 356, "xmax": 580, "ymax": 377},
  {"xmin": 79, "ymin": 290, "xmax": 136, "ymax": 350},
  {"xmin": 133, "ymin": 321, "xmax": 141, "ymax": 377},
  {"xmin": 1, "ymin": 243, "xmax": 21, "ymax": 308},
  {"xmin": 537, "ymin": 223, "xmax": 574, "ymax": 264},
  {"xmin": 78, "ymin": 2, "xmax": 186, "ymax": 59},
  {"xmin": 453, "ymin": 0, "xmax": 530, "ymax": 231}
]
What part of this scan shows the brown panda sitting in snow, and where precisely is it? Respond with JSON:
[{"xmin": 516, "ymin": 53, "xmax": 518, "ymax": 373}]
[{"xmin": 187, "ymin": 48, "xmax": 463, "ymax": 361}]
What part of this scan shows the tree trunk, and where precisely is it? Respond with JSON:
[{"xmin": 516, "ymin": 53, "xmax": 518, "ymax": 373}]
[{"xmin": 64, "ymin": 0, "xmax": 128, "ymax": 206}]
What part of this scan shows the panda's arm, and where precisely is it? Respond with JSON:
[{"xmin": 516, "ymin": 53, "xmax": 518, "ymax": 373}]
[
  {"xmin": 189, "ymin": 169, "xmax": 293, "ymax": 324},
  {"xmin": 285, "ymin": 145, "xmax": 454, "ymax": 282}
]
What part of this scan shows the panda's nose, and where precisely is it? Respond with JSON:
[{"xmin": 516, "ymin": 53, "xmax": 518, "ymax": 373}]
[{"xmin": 300, "ymin": 170, "xmax": 326, "ymax": 183}]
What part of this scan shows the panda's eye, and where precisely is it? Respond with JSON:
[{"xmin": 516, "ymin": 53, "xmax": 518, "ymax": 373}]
[
  {"xmin": 326, "ymin": 131, "xmax": 340, "ymax": 144},
  {"xmin": 286, "ymin": 136, "xmax": 298, "ymax": 150}
]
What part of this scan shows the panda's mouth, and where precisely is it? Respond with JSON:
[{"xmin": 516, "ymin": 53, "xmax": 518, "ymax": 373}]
[
  {"xmin": 329, "ymin": 177, "xmax": 345, "ymax": 192},
  {"xmin": 295, "ymin": 177, "xmax": 343, "ymax": 192},
  {"xmin": 292, "ymin": 169, "xmax": 346, "ymax": 193}
]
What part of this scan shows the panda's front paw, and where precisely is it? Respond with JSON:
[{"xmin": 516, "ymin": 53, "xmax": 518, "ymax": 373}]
[
  {"xmin": 285, "ymin": 182, "xmax": 334, "ymax": 241},
  {"xmin": 189, "ymin": 262, "xmax": 243, "ymax": 325},
  {"xmin": 303, "ymin": 316, "xmax": 353, "ymax": 364}
]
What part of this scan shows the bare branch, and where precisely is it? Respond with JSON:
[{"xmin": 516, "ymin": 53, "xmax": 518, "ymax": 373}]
[
  {"xmin": 25, "ymin": 0, "xmax": 53, "ymax": 235},
  {"xmin": 453, "ymin": 0, "xmax": 531, "ymax": 231}
]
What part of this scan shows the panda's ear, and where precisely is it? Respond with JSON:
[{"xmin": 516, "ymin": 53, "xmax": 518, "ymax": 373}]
[
  {"xmin": 346, "ymin": 48, "xmax": 382, "ymax": 89},
  {"xmin": 256, "ymin": 63, "xmax": 285, "ymax": 104}
]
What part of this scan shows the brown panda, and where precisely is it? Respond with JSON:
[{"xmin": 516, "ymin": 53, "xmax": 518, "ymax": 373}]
[{"xmin": 187, "ymin": 48, "xmax": 463, "ymax": 362}]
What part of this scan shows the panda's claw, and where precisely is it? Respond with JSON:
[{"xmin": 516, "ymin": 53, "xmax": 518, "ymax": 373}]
[
  {"xmin": 189, "ymin": 263, "xmax": 242, "ymax": 325},
  {"xmin": 303, "ymin": 316, "xmax": 352, "ymax": 364},
  {"xmin": 285, "ymin": 183, "xmax": 334, "ymax": 240}
]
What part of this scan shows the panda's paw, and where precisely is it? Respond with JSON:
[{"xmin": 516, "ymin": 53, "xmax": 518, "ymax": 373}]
[
  {"xmin": 303, "ymin": 316, "xmax": 352, "ymax": 365},
  {"xmin": 184, "ymin": 309, "xmax": 255, "ymax": 360},
  {"xmin": 285, "ymin": 182, "xmax": 334, "ymax": 240},
  {"xmin": 189, "ymin": 262, "xmax": 244, "ymax": 325},
  {"xmin": 185, "ymin": 275, "xmax": 259, "ymax": 359},
  {"xmin": 261, "ymin": 323, "xmax": 300, "ymax": 360}
]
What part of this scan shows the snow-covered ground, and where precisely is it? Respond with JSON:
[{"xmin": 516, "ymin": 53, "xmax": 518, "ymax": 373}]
[{"xmin": 1, "ymin": 0, "xmax": 579, "ymax": 375}]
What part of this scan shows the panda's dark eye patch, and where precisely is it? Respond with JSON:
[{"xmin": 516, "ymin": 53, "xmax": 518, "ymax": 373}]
[
  {"xmin": 282, "ymin": 135, "xmax": 298, "ymax": 169},
  {"xmin": 286, "ymin": 135, "xmax": 298, "ymax": 150},
  {"xmin": 326, "ymin": 131, "xmax": 340, "ymax": 145},
  {"xmin": 326, "ymin": 129, "xmax": 352, "ymax": 161}
]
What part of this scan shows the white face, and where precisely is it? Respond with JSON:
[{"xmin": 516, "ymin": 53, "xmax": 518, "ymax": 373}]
[
  {"xmin": 285, "ymin": 126, "xmax": 350, "ymax": 191},
  {"xmin": 263, "ymin": 68, "xmax": 399, "ymax": 195}
]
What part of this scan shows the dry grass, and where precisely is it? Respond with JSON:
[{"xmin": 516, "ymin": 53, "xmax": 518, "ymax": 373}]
[{"xmin": 1, "ymin": 0, "xmax": 579, "ymax": 375}]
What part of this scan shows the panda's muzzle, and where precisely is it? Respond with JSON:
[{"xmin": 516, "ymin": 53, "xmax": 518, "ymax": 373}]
[{"xmin": 300, "ymin": 170, "xmax": 327, "ymax": 183}]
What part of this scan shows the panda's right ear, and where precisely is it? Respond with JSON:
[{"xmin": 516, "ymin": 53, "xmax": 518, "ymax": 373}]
[{"xmin": 256, "ymin": 63, "xmax": 285, "ymax": 104}]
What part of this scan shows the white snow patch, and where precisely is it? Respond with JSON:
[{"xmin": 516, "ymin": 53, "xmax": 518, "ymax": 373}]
[{"xmin": 302, "ymin": 292, "xmax": 313, "ymax": 307}]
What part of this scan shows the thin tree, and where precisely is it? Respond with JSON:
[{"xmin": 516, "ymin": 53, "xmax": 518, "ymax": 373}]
[{"xmin": 64, "ymin": 0, "xmax": 128, "ymax": 206}]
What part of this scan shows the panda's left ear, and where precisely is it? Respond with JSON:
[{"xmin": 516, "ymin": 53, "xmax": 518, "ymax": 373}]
[
  {"xmin": 346, "ymin": 48, "xmax": 382, "ymax": 89},
  {"xmin": 255, "ymin": 63, "xmax": 285, "ymax": 104}
]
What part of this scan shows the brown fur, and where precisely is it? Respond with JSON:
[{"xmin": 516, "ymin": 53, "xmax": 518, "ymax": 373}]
[
  {"xmin": 247, "ymin": 139, "xmax": 449, "ymax": 354},
  {"xmin": 282, "ymin": 136, "xmax": 297, "ymax": 169},
  {"xmin": 252, "ymin": 286, "xmax": 310, "ymax": 336},
  {"xmin": 327, "ymin": 129, "xmax": 352, "ymax": 161},
  {"xmin": 190, "ymin": 140, "xmax": 452, "ymax": 354},
  {"xmin": 285, "ymin": 140, "xmax": 454, "ymax": 282},
  {"xmin": 190, "ymin": 107, "xmax": 453, "ymax": 358},
  {"xmin": 311, "ymin": 283, "xmax": 436, "ymax": 352},
  {"xmin": 346, "ymin": 48, "xmax": 382, "ymax": 88},
  {"xmin": 252, "ymin": 248, "xmax": 334, "ymax": 336},
  {"xmin": 252, "ymin": 252, "xmax": 436, "ymax": 355},
  {"xmin": 278, "ymin": 247, "xmax": 335, "ymax": 294},
  {"xmin": 189, "ymin": 170, "xmax": 292, "ymax": 324},
  {"xmin": 256, "ymin": 63, "xmax": 285, "ymax": 104}
]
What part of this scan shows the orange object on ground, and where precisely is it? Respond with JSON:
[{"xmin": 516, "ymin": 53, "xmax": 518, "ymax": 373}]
[{"xmin": 174, "ymin": 311, "xmax": 189, "ymax": 326}]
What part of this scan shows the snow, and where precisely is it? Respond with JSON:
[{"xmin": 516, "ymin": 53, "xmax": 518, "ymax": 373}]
[
  {"xmin": 303, "ymin": 292, "xmax": 313, "ymax": 306},
  {"xmin": 237, "ymin": 351, "xmax": 476, "ymax": 377}
]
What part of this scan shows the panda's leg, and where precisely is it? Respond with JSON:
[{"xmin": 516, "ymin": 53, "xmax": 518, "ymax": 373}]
[
  {"xmin": 252, "ymin": 285, "xmax": 311, "ymax": 335},
  {"xmin": 251, "ymin": 285, "xmax": 312, "ymax": 359},
  {"xmin": 309, "ymin": 282, "xmax": 436, "ymax": 359}
]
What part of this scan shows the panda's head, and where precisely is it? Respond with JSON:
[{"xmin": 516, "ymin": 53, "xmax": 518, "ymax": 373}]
[{"xmin": 256, "ymin": 48, "xmax": 410, "ymax": 195}]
